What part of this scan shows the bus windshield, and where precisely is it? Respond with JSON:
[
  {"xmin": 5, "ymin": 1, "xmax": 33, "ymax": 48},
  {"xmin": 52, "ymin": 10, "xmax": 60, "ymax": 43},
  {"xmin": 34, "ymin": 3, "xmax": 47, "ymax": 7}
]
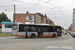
[{"xmin": 57, "ymin": 28, "xmax": 62, "ymax": 32}]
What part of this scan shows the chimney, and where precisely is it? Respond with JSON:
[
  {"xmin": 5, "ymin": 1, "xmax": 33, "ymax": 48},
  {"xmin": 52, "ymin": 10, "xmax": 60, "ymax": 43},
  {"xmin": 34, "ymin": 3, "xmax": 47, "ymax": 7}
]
[
  {"xmin": 45, "ymin": 14, "xmax": 47, "ymax": 18},
  {"xmin": 26, "ymin": 11, "xmax": 29, "ymax": 14},
  {"xmin": 45, "ymin": 14, "xmax": 46, "ymax": 17}
]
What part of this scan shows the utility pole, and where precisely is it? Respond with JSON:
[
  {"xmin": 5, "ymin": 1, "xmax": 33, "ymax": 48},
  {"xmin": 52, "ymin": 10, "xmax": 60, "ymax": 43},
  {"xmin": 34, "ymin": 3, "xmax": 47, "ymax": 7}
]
[{"xmin": 14, "ymin": 4, "xmax": 15, "ymax": 22}]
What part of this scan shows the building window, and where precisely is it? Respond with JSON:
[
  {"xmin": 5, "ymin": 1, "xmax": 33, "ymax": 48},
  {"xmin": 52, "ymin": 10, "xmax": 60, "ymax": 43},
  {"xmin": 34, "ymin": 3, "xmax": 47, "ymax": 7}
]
[{"xmin": 36, "ymin": 17, "xmax": 39, "ymax": 20}]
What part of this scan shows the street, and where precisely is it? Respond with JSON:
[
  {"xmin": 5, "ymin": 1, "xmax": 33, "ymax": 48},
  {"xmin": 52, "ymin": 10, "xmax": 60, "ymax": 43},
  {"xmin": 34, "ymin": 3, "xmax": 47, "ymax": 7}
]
[{"xmin": 0, "ymin": 33, "xmax": 75, "ymax": 50}]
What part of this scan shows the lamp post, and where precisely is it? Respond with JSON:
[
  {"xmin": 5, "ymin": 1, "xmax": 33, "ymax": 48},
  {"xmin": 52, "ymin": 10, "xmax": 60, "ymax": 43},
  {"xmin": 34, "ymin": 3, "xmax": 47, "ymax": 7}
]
[{"xmin": 14, "ymin": 4, "xmax": 15, "ymax": 23}]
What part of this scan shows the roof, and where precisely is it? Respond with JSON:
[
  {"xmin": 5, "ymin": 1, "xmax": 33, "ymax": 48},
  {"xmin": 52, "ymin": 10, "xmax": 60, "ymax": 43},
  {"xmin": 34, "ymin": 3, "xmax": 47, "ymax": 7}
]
[
  {"xmin": 1, "ymin": 22, "xmax": 14, "ymax": 24},
  {"xmin": 36, "ymin": 13, "xmax": 44, "ymax": 17}
]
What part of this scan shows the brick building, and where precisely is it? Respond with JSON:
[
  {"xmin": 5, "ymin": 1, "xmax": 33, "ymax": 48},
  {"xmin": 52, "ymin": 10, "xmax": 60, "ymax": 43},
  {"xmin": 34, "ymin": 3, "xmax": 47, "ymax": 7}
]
[
  {"xmin": 13, "ymin": 11, "xmax": 36, "ymax": 24},
  {"xmin": 13, "ymin": 11, "xmax": 54, "ymax": 25},
  {"xmin": 73, "ymin": 9, "xmax": 75, "ymax": 31}
]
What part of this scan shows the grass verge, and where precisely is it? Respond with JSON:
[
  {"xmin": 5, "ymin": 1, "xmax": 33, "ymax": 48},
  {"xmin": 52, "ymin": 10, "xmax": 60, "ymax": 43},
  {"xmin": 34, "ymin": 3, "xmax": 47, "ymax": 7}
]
[{"xmin": 0, "ymin": 34, "xmax": 11, "ymax": 36}]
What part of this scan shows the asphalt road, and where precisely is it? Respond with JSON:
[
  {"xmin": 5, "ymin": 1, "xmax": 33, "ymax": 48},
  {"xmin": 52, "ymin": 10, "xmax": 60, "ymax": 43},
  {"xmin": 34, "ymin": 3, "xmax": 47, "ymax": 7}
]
[{"xmin": 0, "ymin": 33, "xmax": 75, "ymax": 50}]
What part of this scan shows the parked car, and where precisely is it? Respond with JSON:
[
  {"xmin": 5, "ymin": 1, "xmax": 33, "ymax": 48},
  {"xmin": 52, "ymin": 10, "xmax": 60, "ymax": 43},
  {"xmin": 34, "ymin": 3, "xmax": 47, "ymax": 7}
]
[
  {"xmin": 63, "ymin": 30, "xmax": 67, "ymax": 35},
  {"xmin": 70, "ymin": 31, "xmax": 73, "ymax": 35},
  {"xmin": 68, "ymin": 31, "xmax": 72, "ymax": 35},
  {"xmin": 71, "ymin": 32, "xmax": 75, "ymax": 38}
]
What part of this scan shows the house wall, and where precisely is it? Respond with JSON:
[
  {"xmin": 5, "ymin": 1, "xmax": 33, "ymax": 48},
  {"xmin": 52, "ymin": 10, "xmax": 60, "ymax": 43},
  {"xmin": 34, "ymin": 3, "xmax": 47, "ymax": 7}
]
[{"xmin": 13, "ymin": 12, "xmax": 36, "ymax": 24}]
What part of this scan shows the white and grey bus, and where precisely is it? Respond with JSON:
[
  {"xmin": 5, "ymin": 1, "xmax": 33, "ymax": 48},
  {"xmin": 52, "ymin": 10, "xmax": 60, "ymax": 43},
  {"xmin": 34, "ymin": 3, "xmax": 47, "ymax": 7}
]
[{"xmin": 11, "ymin": 24, "xmax": 62, "ymax": 38}]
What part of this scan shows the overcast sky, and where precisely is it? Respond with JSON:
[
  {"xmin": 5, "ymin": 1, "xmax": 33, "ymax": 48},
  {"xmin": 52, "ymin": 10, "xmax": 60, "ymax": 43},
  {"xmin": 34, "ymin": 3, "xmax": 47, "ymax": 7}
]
[{"xmin": 0, "ymin": 0, "xmax": 75, "ymax": 29}]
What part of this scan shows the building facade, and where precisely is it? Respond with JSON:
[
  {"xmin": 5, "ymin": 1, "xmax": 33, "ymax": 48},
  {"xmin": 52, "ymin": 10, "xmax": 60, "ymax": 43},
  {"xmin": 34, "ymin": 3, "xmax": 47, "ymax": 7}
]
[
  {"xmin": 68, "ymin": 24, "xmax": 73, "ymax": 31},
  {"xmin": 13, "ymin": 12, "xmax": 36, "ymax": 24},
  {"xmin": 35, "ymin": 14, "xmax": 41, "ymax": 24},
  {"xmin": 36, "ymin": 13, "xmax": 47, "ymax": 24},
  {"xmin": 13, "ymin": 11, "xmax": 54, "ymax": 25},
  {"xmin": 73, "ymin": 9, "xmax": 75, "ymax": 31}
]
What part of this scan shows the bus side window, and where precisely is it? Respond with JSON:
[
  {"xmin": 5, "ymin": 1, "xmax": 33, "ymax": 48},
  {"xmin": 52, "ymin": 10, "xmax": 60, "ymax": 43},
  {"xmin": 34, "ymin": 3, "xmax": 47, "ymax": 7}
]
[
  {"xmin": 43, "ymin": 27, "xmax": 49, "ymax": 32},
  {"xmin": 24, "ymin": 27, "xmax": 29, "ymax": 32},
  {"xmin": 31, "ymin": 27, "xmax": 36, "ymax": 32},
  {"xmin": 36, "ymin": 27, "xmax": 38, "ymax": 31},
  {"xmin": 38, "ymin": 27, "xmax": 40, "ymax": 32}
]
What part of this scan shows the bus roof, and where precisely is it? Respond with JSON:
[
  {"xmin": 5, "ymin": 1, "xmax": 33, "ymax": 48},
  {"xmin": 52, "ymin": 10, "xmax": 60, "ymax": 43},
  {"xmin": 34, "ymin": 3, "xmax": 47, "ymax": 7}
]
[{"xmin": 19, "ymin": 24, "xmax": 62, "ymax": 27}]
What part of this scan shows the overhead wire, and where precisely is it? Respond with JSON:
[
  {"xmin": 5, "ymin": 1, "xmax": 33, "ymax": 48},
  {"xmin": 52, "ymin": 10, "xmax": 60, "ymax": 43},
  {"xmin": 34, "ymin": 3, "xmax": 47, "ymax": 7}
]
[
  {"xmin": 0, "ymin": 5, "xmax": 14, "ymax": 7},
  {"xmin": 41, "ymin": 0, "xmax": 71, "ymax": 19},
  {"xmin": 0, "ymin": 0, "xmax": 70, "ymax": 28},
  {"xmin": 11, "ymin": 0, "xmax": 64, "ymax": 13},
  {"xmin": 12, "ymin": 0, "xmax": 71, "ymax": 25},
  {"xmin": 39, "ymin": 0, "xmax": 72, "ymax": 28},
  {"xmin": 11, "ymin": 0, "xmax": 68, "ymax": 18}
]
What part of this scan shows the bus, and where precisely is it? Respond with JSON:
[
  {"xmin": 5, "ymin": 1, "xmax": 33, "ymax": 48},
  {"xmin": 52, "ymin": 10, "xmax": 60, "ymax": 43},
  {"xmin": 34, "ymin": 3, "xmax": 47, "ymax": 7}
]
[{"xmin": 11, "ymin": 24, "xmax": 62, "ymax": 38}]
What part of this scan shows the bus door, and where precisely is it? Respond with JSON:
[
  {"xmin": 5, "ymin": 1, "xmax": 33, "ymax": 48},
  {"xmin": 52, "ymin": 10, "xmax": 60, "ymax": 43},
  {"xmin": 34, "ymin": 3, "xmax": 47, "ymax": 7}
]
[
  {"xmin": 38, "ymin": 27, "xmax": 43, "ymax": 38},
  {"xmin": 24, "ymin": 26, "xmax": 29, "ymax": 38}
]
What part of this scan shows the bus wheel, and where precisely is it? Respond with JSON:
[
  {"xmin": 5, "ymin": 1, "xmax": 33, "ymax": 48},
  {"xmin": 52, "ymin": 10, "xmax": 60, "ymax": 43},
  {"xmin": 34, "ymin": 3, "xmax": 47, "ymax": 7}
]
[
  {"xmin": 52, "ymin": 34, "xmax": 56, "ymax": 38},
  {"xmin": 31, "ymin": 34, "xmax": 35, "ymax": 38}
]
